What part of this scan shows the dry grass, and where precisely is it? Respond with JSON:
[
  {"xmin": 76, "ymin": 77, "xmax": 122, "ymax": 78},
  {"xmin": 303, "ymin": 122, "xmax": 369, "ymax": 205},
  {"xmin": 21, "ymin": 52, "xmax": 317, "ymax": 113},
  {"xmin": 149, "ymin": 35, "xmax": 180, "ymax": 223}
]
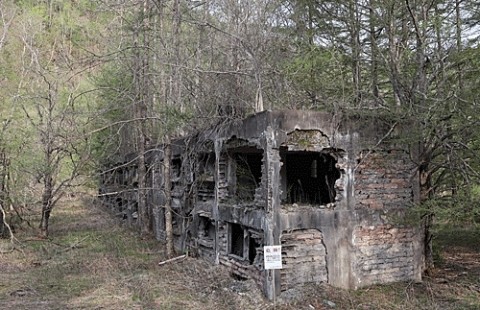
[
  {"xmin": 1, "ymin": 197, "xmax": 479, "ymax": 310},
  {"xmin": 0, "ymin": 197, "xmax": 267, "ymax": 310}
]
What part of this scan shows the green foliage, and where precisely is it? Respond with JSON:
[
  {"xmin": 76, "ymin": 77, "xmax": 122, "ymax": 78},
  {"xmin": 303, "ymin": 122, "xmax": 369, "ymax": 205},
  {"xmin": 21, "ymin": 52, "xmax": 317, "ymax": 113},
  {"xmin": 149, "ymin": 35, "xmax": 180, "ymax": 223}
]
[
  {"xmin": 406, "ymin": 185, "xmax": 480, "ymax": 227},
  {"xmin": 283, "ymin": 45, "xmax": 346, "ymax": 109},
  {"xmin": 470, "ymin": 184, "xmax": 480, "ymax": 199},
  {"xmin": 90, "ymin": 61, "xmax": 135, "ymax": 163},
  {"xmin": 0, "ymin": 0, "xmax": 114, "ymax": 234}
]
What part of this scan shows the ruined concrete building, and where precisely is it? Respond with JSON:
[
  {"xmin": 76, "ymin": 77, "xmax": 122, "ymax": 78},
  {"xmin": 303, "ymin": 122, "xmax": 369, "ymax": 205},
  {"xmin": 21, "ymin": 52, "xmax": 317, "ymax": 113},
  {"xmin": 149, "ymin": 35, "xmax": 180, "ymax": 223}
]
[{"xmin": 99, "ymin": 110, "xmax": 424, "ymax": 299}]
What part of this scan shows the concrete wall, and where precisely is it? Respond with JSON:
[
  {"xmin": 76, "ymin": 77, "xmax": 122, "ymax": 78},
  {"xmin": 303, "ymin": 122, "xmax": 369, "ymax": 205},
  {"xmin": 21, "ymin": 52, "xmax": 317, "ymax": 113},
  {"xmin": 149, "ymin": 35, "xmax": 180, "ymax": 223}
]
[{"xmin": 98, "ymin": 110, "xmax": 424, "ymax": 300}]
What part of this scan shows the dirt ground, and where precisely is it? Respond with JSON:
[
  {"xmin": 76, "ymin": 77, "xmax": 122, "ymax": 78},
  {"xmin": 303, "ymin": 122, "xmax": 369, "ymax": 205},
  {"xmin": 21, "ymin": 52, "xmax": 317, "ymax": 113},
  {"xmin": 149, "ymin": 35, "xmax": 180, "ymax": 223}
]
[{"xmin": 1, "ymin": 196, "xmax": 479, "ymax": 309}]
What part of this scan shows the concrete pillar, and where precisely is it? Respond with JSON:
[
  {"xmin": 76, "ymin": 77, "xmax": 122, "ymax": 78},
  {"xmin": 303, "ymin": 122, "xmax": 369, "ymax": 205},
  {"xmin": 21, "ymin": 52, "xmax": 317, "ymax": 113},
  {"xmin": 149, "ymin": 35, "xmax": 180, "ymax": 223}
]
[{"xmin": 263, "ymin": 127, "xmax": 282, "ymax": 300}]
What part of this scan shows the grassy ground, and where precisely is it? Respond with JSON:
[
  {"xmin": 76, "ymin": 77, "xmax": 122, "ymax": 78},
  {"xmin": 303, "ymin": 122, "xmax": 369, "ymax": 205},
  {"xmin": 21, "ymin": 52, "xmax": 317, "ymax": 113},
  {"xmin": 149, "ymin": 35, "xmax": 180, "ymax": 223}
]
[{"xmin": 1, "ymin": 197, "xmax": 479, "ymax": 309}]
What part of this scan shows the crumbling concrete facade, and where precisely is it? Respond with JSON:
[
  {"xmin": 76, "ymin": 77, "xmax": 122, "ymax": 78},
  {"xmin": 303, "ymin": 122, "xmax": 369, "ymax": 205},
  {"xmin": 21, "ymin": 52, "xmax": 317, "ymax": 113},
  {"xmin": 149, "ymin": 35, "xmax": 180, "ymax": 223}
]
[{"xmin": 99, "ymin": 110, "xmax": 424, "ymax": 299}]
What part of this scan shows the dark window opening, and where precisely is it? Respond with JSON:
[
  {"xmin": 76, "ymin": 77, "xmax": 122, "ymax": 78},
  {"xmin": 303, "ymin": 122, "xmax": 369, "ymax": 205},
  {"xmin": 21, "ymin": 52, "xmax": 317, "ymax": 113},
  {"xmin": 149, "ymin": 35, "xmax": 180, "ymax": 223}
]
[
  {"xmin": 229, "ymin": 223, "xmax": 260, "ymax": 265},
  {"xmin": 199, "ymin": 216, "xmax": 215, "ymax": 240},
  {"xmin": 248, "ymin": 236, "xmax": 260, "ymax": 264},
  {"xmin": 113, "ymin": 167, "xmax": 124, "ymax": 185},
  {"xmin": 197, "ymin": 153, "xmax": 215, "ymax": 201},
  {"xmin": 229, "ymin": 223, "xmax": 244, "ymax": 257},
  {"xmin": 172, "ymin": 157, "xmax": 182, "ymax": 179},
  {"xmin": 131, "ymin": 166, "xmax": 139, "ymax": 188},
  {"xmin": 285, "ymin": 152, "xmax": 340, "ymax": 205},
  {"xmin": 172, "ymin": 213, "xmax": 181, "ymax": 235},
  {"xmin": 234, "ymin": 153, "xmax": 262, "ymax": 201},
  {"xmin": 122, "ymin": 169, "xmax": 128, "ymax": 186}
]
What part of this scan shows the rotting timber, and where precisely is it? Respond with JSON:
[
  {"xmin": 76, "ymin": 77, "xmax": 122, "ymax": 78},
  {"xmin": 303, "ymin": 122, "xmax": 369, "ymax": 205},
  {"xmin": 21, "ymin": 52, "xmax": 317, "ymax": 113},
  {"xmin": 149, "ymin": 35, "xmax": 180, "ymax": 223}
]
[{"xmin": 99, "ymin": 110, "xmax": 424, "ymax": 300}]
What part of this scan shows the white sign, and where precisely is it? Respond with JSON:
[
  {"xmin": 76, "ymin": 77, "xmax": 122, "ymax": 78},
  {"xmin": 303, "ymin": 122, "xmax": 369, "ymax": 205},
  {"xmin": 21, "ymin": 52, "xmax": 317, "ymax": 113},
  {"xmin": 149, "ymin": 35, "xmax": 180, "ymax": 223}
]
[{"xmin": 264, "ymin": 245, "xmax": 282, "ymax": 269}]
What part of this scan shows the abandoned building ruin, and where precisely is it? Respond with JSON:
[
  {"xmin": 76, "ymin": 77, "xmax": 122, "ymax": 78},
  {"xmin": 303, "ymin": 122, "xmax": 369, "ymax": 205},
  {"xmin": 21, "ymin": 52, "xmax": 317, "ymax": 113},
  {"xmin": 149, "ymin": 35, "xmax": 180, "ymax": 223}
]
[{"xmin": 99, "ymin": 110, "xmax": 424, "ymax": 300}]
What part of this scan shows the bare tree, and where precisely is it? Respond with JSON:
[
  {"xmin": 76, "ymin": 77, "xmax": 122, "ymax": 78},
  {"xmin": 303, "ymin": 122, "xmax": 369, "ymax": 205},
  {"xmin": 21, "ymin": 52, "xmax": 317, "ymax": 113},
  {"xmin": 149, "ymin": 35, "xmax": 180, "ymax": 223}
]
[
  {"xmin": 0, "ymin": 2, "xmax": 15, "ymax": 239},
  {"xmin": 163, "ymin": 139, "xmax": 174, "ymax": 257},
  {"xmin": 12, "ymin": 3, "xmax": 96, "ymax": 237},
  {"xmin": 133, "ymin": 0, "xmax": 152, "ymax": 235},
  {"xmin": 20, "ymin": 74, "xmax": 90, "ymax": 237}
]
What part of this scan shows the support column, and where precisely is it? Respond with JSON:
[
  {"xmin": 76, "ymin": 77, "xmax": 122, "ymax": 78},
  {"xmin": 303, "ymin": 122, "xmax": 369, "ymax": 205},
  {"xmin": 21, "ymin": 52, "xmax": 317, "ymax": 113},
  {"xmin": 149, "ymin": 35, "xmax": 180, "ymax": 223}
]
[{"xmin": 264, "ymin": 127, "xmax": 282, "ymax": 300}]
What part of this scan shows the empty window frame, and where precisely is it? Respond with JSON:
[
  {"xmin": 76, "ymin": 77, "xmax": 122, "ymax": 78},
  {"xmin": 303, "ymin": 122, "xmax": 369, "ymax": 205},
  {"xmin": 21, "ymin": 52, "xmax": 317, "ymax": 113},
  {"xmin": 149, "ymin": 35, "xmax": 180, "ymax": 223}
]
[
  {"xmin": 229, "ymin": 223, "xmax": 245, "ymax": 257},
  {"xmin": 172, "ymin": 157, "xmax": 182, "ymax": 179},
  {"xmin": 233, "ymin": 152, "xmax": 262, "ymax": 202},
  {"xmin": 248, "ymin": 235, "xmax": 260, "ymax": 265},
  {"xmin": 285, "ymin": 152, "xmax": 340, "ymax": 205},
  {"xmin": 113, "ymin": 166, "xmax": 124, "ymax": 186},
  {"xmin": 198, "ymin": 216, "xmax": 215, "ymax": 241},
  {"xmin": 228, "ymin": 223, "xmax": 261, "ymax": 265},
  {"xmin": 172, "ymin": 212, "xmax": 181, "ymax": 235},
  {"xmin": 197, "ymin": 153, "xmax": 215, "ymax": 201},
  {"xmin": 131, "ymin": 166, "xmax": 139, "ymax": 188}
]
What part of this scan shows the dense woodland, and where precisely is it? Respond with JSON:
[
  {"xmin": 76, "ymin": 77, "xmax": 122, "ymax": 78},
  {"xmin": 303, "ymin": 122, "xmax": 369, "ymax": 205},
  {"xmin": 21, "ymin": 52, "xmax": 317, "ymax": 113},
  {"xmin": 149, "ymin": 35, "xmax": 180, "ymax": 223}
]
[{"xmin": 0, "ymin": 0, "xmax": 479, "ymax": 263}]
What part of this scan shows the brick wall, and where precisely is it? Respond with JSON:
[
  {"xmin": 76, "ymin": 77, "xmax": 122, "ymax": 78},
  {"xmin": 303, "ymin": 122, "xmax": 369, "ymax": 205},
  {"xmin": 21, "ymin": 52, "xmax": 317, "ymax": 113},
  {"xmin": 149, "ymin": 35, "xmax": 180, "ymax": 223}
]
[
  {"xmin": 280, "ymin": 229, "xmax": 328, "ymax": 291},
  {"xmin": 353, "ymin": 225, "xmax": 416, "ymax": 285},
  {"xmin": 353, "ymin": 148, "xmax": 419, "ymax": 286},
  {"xmin": 355, "ymin": 149, "xmax": 414, "ymax": 210}
]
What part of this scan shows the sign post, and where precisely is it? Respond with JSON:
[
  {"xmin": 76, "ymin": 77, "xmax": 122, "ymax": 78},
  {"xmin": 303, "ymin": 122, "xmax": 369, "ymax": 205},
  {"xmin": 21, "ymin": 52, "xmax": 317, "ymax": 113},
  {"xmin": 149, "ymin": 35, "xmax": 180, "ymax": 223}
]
[
  {"xmin": 264, "ymin": 245, "xmax": 282, "ymax": 304},
  {"xmin": 264, "ymin": 245, "xmax": 282, "ymax": 270}
]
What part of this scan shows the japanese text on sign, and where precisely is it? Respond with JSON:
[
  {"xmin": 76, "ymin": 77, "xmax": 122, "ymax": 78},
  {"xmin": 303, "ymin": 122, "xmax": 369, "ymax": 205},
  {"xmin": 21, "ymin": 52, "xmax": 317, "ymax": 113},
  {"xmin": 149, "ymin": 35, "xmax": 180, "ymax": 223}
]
[{"xmin": 264, "ymin": 245, "xmax": 282, "ymax": 269}]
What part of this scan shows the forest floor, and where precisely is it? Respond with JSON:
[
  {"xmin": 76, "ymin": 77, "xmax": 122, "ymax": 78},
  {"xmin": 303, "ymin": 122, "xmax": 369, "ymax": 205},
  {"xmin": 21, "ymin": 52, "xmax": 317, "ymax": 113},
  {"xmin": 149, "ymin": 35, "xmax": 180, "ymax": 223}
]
[{"xmin": 0, "ymin": 196, "xmax": 479, "ymax": 310}]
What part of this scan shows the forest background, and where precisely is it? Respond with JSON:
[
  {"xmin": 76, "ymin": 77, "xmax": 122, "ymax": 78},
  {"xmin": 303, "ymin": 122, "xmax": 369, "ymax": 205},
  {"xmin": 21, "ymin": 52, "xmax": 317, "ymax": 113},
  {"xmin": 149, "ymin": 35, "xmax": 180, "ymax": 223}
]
[{"xmin": 0, "ymin": 0, "xmax": 479, "ymax": 274}]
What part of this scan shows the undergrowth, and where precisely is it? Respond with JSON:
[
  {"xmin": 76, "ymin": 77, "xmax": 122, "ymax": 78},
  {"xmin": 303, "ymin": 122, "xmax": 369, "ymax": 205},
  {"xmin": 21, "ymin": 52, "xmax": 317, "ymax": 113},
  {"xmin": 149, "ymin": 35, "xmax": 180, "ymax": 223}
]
[{"xmin": 0, "ymin": 197, "xmax": 479, "ymax": 309}]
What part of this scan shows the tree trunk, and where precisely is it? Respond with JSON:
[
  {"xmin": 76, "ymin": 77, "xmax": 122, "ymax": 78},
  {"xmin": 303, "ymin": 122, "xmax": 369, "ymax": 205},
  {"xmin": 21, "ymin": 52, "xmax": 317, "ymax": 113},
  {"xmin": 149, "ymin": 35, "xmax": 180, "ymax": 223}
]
[
  {"xmin": 349, "ymin": 0, "xmax": 362, "ymax": 104},
  {"xmin": 171, "ymin": 0, "xmax": 182, "ymax": 112},
  {"xmin": 369, "ymin": 0, "xmax": 379, "ymax": 101},
  {"xmin": 0, "ymin": 149, "xmax": 8, "ymax": 238},
  {"xmin": 137, "ymin": 129, "xmax": 148, "ymax": 234},
  {"xmin": 164, "ymin": 139, "xmax": 174, "ymax": 257},
  {"xmin": 455, "ymin": 0, "xmax": 463, "ymax": 92},
  {"xmin": 39, "ymin": 175, "xmax": 53, "ymax": 237},
  {"xmin": 406, "ymin": 0, "xmax": 433, "ymax": 273},
  {"xmin": 420, "ymin": 160, "xmax": 434, "ymax": 274},
  {"xmin": 0, "ymin": 204, "xmax": 6, "ymax": 238},
  {"xmin": 135, "ymin": 0, "xmax": 151, "ymax": 235}
]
